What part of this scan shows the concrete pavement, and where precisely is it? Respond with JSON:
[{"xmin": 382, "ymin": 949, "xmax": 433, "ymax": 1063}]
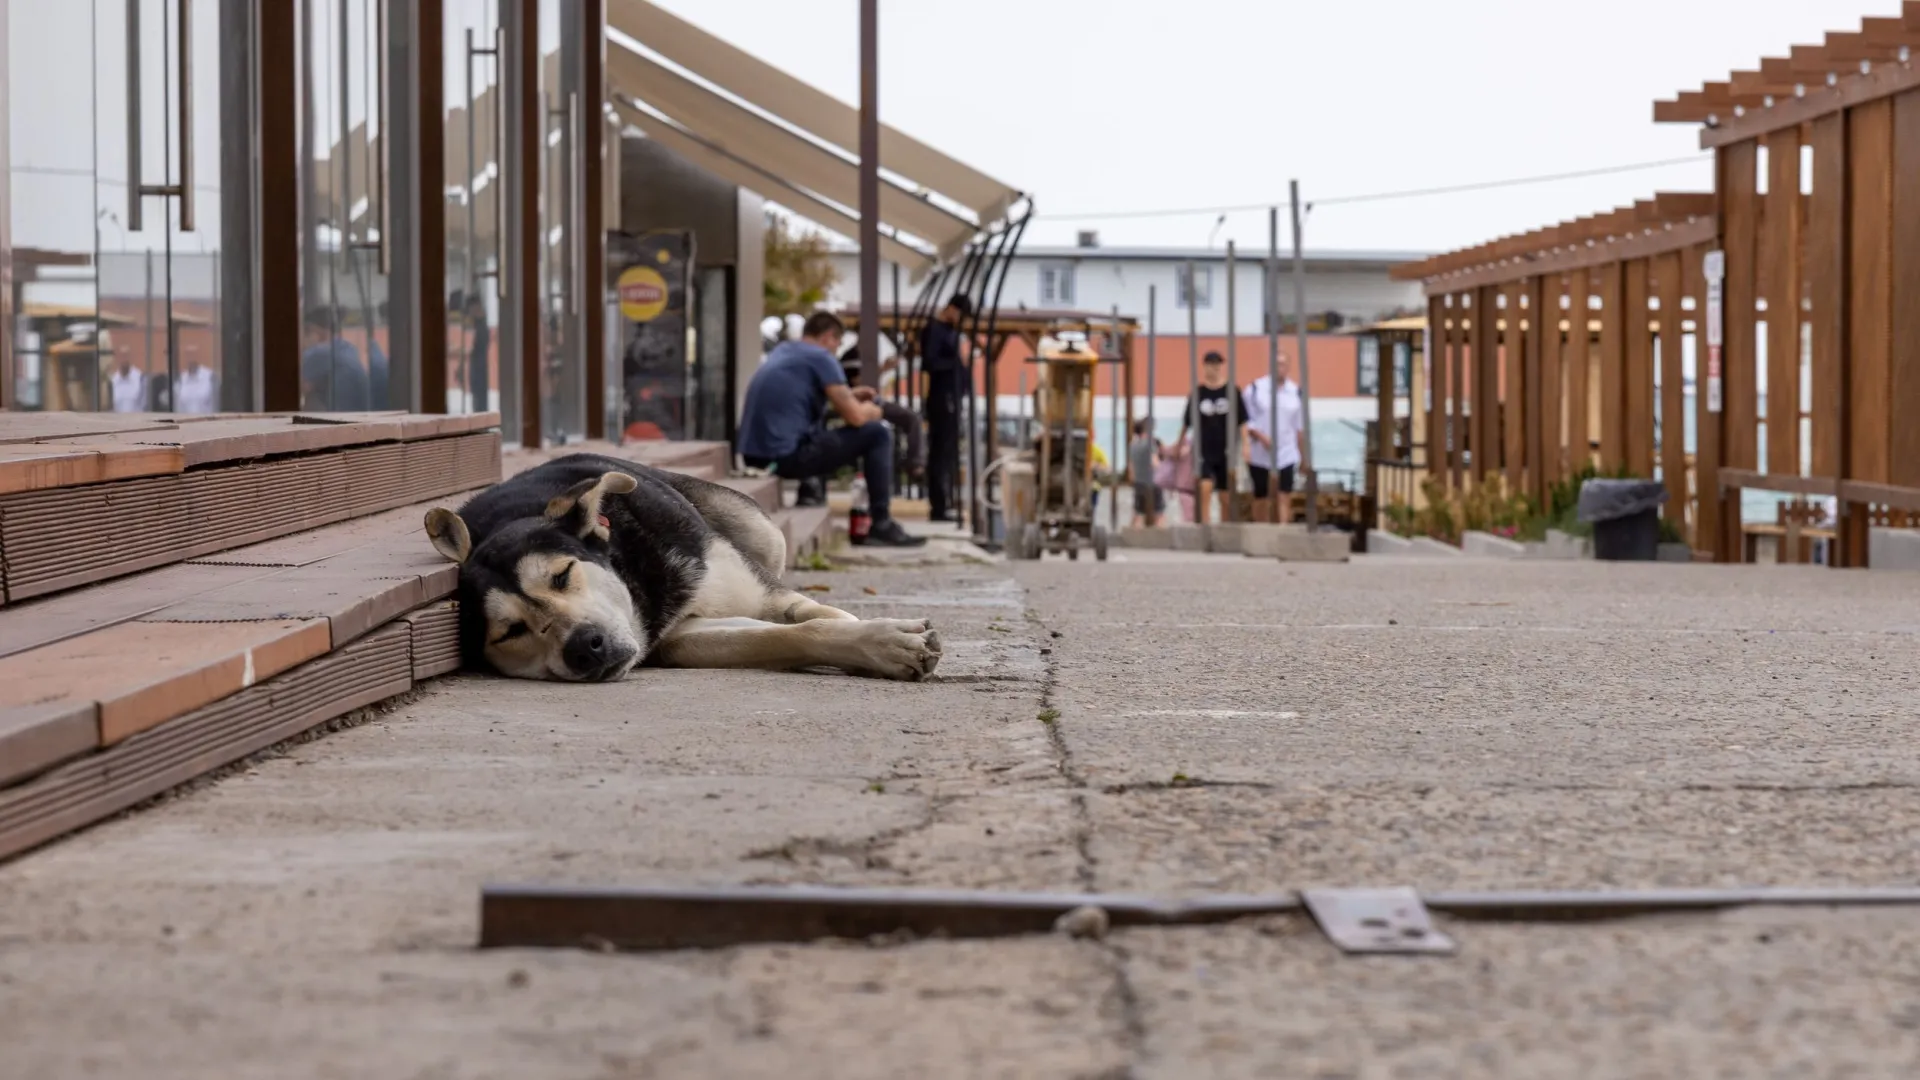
[{"xmin": 5, "ymin": 550, "xmax": 1920, "ymax": 1077}]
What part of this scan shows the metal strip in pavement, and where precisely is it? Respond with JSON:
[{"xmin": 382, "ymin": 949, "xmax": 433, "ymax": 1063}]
[{"xmin": 477, "ymin": 883, "xmax": 1920, "ymax": 954}]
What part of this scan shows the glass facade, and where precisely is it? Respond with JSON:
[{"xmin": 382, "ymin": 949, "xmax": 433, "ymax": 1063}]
[{"xmin": 2, "ymin": 0, "xmax": 608, "ymax": 448}]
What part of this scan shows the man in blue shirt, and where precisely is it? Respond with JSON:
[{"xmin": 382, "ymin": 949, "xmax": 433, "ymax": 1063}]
[
  {"xmin": 918, "ymin": 294, "xmax": 971, "ymax": 522},
  {"xmin": 300, "ymin": 308, "xmax": 371, "ymax": 412},
  {"xmin": 738, "ymin": 311, "xmax": 926, "ymax": 547}
]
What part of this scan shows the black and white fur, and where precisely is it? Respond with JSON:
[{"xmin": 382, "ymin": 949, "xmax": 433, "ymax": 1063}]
[{"xmin": 423, "ymin": 453, "xmax": 941, "ymax": 682}]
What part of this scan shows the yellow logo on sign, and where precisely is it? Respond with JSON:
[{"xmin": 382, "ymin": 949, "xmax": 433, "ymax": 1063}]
[{"xmin": 617, "ymin": 265, "xmax": 669, "ymax": 322}]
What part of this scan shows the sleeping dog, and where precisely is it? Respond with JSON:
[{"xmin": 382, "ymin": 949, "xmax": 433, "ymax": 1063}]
[{"xmin": 423, "ymin": 453, "xmax": 941, "ymax": 682}]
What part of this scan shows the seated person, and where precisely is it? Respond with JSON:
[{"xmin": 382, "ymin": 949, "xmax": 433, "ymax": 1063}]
[{"xmin": 737, "ymin": 311, "xmax": 926, "ymax": 548}]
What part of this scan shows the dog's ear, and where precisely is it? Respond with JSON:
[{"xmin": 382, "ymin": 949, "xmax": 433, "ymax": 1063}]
[
  {"xmin": 424, "ymin": 508, "xmax": 472, "ymax": 564},
  {"xmin": 545, "ymin": 470, "xmax": 638, "ymax": 541}
]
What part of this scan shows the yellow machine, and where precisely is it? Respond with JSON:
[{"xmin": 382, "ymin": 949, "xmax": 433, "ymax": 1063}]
[{"xmin": 1016, "ymin": 334, "xmax": 1113, "ymax": 561}]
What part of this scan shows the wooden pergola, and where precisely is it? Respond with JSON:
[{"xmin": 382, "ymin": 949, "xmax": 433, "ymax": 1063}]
[
  {"xmin": 1653, "ymin": 2, "xmax": 1920, "ymax": 566},
  {"xmin": 1391, "ymin": 193, "xmax": 1715, "ymax": 536}
]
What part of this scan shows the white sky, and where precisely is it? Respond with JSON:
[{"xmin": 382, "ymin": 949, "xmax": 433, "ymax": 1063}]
[{"xmin": 649, "ymin": 0, "xmax": 1890, "ymax": 256}]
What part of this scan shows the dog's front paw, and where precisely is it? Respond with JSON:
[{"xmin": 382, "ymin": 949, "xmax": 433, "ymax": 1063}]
[{"xmin": 848, "ymin": 618, "xmax": 942, "ymax": 681}]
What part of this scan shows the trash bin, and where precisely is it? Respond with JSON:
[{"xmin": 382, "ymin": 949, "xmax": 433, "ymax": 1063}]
[{"xmin": 1576, "ymin": 479, "xmax": 1668, "ymax": 561}]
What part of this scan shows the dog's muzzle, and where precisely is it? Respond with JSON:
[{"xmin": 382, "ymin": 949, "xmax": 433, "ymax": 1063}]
[{"xmin": 562, "ymin": 625, "xmax": 637, "ymax": 681}]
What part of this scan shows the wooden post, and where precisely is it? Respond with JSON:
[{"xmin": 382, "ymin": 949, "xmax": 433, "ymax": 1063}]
[
  {"xmin": 1374, "ymin": 331, "xmax": 1394, "ymax": 463},
  {"xmin": 1537, "ymin": 274, "xmax": 1563, "ymax": 495},
  {"xmin": 260, "ymin": 1, "xmax": 300, "ymax": 411},
  {"xmin": 1848, "ymin": 98, "xmax": 1893, "ymax": 499},
  {"xmin": 581, "ymin": 0, "xmax": 606, "ymax": 438},
  {"xmin": 1888, "ymin": 89, "xmax": 1920, "ymax": 492},
  {"xmin": 1624, "ymin": 258, "xmax": 1654, "ymax": 478},
  {"xmin": 1764, "ymin": 128, "xmax": 1803, "ymax": 476},
  {"xmin": 1657, "ymin": 252, "xmax": 1685, "ymax": 525},
  {"xmin": 1525, "ymin": 274, "xmax": 1547, "ymax": 502},
  {"xmin": 1596, "ymin": 260, "xmax": 1625, "ymax": 472},
  {"xmin": 1427, "ymin": 294, "xmax": 1447, "ymax": 480},
  {"xmin": 1451, "ymin": 293, "xmax": 1468, "ymax": 489},
  {"xmin": 416, "ymin": 0, "xmax": 448, "ymax": 416},
  {"xmin": 1502, "ymin": 280, "xmax": 1526, "ymax": 491},
  {"xmin": 1566, "ymin": 269, "xmax": 1590, "ymax": 472},
  {"xmin": 512, "ymin": 1, "xmax": 542, "ymax": 448},
  {"xmin": 1479, "ymin": 286, "xmax": 1501, "ymax": 483},
  {"xmin": 1687, "ymin": 240, "xmax": 1722, "ymax": 558},
  {"xmin": 1808, "ymin": 112, "xmax": 1851, "ymax": 563},
  {"xmin": 1722, "ymin": 139, "xmax": 1760, "ymax": 475}
]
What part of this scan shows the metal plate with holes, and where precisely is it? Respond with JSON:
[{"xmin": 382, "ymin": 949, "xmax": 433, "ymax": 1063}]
[{"xmin": 1301, "ymin": 887, "xmax": 1457, "ymax": 954}]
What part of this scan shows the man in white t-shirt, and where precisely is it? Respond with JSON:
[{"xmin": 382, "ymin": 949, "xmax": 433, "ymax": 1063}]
[
  {"xmin": 1241, "ymin": 353, "xmax": 1305, "ymax": 525},
  {"xmin": 107, "ymin": 357, "xmax": 147, "ymax": 414}
]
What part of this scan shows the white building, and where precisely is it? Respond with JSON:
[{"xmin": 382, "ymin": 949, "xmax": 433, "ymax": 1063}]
[{"xmin": 825, "ymin": 234, "xmax": 1427, "ymax": 334}]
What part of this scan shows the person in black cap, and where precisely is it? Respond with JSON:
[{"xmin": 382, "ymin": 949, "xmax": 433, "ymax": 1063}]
[
  {"xmin": 918, "ymin": 294, "xmax": 973, "ymax": 523},
  {"xmin": 1178, "ymin": 350, "xmax": 1249, "ymax": 524}
]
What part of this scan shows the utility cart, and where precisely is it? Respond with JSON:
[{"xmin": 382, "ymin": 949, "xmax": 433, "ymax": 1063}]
[{"xmin": 1015, "ymin": 334, "xmax": 1117, "ymax": 561}]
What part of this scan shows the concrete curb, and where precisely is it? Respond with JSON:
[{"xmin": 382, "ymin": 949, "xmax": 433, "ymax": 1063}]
[
  {"xmin": 1462, "ymin": 531, "xmax": 1527, "ymax": 558},
  {"xmin": 1365, "ymin": 531, "xmax": 1415, "ymax": 555},
  {"xmin": 1120, "ymin": 526, "xmax": 1172, "ymax": 549},
  {"xmin": 1869, "ymin": 528, "xmax": 1920, "ymax": 571},
  {"xmin": 1240, "ymin": 524, "xmax": 1287, "ymax": 558},
  {"xmin": 1273, "ymin": 529, "xmax": 1351, "ymax": 563},
  {"xmin": 1170, "ymin": 524, "xmax": 1211, "ymax": 552},
  {"xmin": 1208, "ymin": 524, "xmax": 1246, "ymax": 554},
  {"xmin": 1407, "ymin": 537, "xmax": 1463, "ymax": 557}
]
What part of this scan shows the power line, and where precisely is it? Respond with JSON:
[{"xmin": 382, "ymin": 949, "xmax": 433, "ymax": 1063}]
[{"xmin": 1034, "ymin": 154, "xmax": 1711, "ymax": 221}]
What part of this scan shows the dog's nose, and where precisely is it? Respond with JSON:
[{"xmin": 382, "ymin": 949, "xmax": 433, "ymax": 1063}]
[{"xmin": 562, "ymin": 626, "xmax": 609, "ymax": 675}]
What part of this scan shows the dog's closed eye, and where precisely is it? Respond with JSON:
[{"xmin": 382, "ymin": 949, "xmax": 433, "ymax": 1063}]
[
  {"xmin": 495, "ymin": 620, "xmax": 529, "ymax": 644},
  {"xmin": 550, "ymin": 562, "xmax": 574, "ymax": 591}
]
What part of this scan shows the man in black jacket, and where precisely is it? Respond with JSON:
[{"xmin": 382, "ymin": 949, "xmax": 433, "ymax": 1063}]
[{"xmin": 919, "ymin": 294, "xmax": 972, "ymax": 522}]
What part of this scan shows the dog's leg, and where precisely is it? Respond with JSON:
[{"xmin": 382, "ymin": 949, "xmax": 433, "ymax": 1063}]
[
  {"xmin": 653, "ymin": 616, "xmax": 940, "ymax": 681},
  {"xmin": 765, "ymin": 589, "xmax": 858, "ymax": 624}
]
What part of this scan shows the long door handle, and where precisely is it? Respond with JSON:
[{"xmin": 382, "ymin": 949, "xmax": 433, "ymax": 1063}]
[
  {"xmin": 568, "ymin": 90, "xmax": 580, "ymax": 316},
  {"xmin": 495, "ymin": 26, "xmax": 507, "ymax": 299},
  {"xmin": 125, "ymin": 0, "xmax": 194, "ymax": 231}
]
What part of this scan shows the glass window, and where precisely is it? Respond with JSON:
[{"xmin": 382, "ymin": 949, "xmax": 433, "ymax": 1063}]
[
  {"xmin": 1176, "ymin": 264, "xmax": 1211, "ymax": 309},
  {"xmin": 10, "ymin": 0, "xmax": 251, "ymax": 414},
  {"xmin": 1040, "ymin": 263, "xmax": 1074, "ymax": 306}
]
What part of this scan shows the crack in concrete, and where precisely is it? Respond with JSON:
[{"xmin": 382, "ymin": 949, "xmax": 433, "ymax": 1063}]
[{"xmin": 1024, "ymin": 600, "xmax": 1148, "ymax": 1075}]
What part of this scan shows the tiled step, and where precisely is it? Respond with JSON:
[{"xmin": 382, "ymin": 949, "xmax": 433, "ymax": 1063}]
[
  {"xmin": 0, "ymin": 622, "xmax": 420, "ymax": 861},
  {"xmin": 0, "ymin": 413, "xmax": 499, "ymax": 605}
]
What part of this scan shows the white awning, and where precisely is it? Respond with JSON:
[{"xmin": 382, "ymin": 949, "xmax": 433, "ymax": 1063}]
[
  {"xmin": 606, "ymin": 0, "xmax": 1019, "ymax": 270},
  {"xmin": 611, "ymin": 99, "xmax": 934, "ymax": 276}
]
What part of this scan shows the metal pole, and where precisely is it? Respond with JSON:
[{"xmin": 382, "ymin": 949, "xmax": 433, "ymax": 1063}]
[
  {"xmin": 1225, "ymin": 240, "xmax": 1238, "ymax": 522},
  {"xmin": 1111, "ymin": 304, "xmax": 1122, "ymax": 533},
  {"xmin": 1290, "ymin": 180, "xmax": 1318, "ymax": 530},
  {"xmin": 1185, "ymin": 259, "xmax": 1199, "ymax": 524},
  {"xmin": 1267, "ymin": 207, "xmax": 1281, "ymax": 524},
  {"xmin": 1147, "ymin": 284, "xmax": 1157, "ymax": 427},
  {"xmin": 856, "ymin": 0, "xmax": 880, "ymax": 391},
  {"xmin": 890, "ymin": 261, "xmax": 901, "ymax": 405}
]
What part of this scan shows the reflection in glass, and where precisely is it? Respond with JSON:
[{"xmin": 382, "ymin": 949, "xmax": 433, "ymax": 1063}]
[
  {"xmin": 443, "ymin": 0, "xmax": 500, "ymax": 416},
  {"xmin": 299, "ymin": 0, "xmax": 391, "ymax": 412}
]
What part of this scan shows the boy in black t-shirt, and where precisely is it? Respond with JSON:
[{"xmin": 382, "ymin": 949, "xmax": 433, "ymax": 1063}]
[{"xmin": 1179, "ymin": 351, "xmax": 1249, "ymax": 524}]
